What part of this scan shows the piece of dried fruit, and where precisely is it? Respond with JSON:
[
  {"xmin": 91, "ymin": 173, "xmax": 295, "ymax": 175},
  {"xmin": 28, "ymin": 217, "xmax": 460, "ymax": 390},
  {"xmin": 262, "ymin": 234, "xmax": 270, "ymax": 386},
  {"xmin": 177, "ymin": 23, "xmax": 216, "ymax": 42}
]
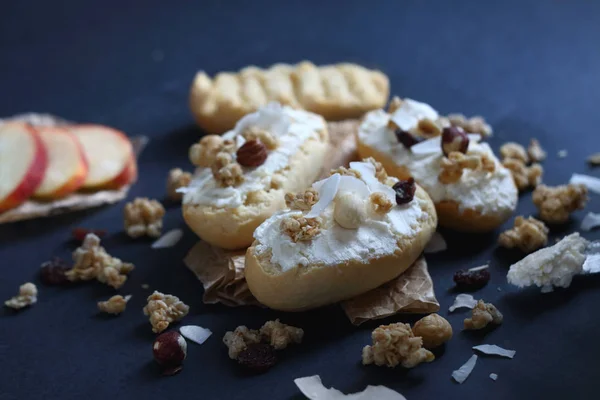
[
  {"xmin": 40, "ymin": 257, "xmax": 71, "ymax": 285},
  {"xmin": 395, "ymin": 129, "xmax": 423, "ymax": 149},
  {"xmin": 392, "ymin": 178, "xmax": 416, "ymax": 205},
  {"xmin": 72, "ymin": 228, "xmax": 107, "ymax": 241},
  {"xmin": 153, "ymin": 331, "xmax": 187, "ymax": 375},
  {"xmin": 441, "ymin": 126, "xmax": 469, "ymax": 157},
  {"xmin": 453, "ymin": 268, "xmax": 490, "ymax": 291},
  {"xmin": 236, "ymin": 139, "xmax": 268, "ymax": 167},
  {"xmin": 237, "ymin": 343, "xmax": 277, "ymax": 372}
]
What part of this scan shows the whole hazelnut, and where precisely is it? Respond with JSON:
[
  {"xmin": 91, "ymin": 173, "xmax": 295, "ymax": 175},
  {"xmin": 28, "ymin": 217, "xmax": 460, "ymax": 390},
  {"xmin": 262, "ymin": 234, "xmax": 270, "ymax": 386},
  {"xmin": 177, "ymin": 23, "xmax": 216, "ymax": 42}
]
[
  {"xmin": 441, "ymin": 126, "xmax": 469, "ymax": 157},
  {"xmin": 412, "ymin": 313, "xmax": 453, "ymax": 349},
  {"xmin": 153, "ymin": 331, "xmax": 187, "ymax": 375},
  {"xmin": 236, "ymin": 139, "xmax": 268, "ymax": 167}
]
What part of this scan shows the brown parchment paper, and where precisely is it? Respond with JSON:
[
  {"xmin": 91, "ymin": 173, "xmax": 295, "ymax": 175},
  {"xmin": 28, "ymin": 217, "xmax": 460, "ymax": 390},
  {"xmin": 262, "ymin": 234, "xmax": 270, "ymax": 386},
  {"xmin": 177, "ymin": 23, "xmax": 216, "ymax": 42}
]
[
  {"xmin": 0, "ymin": 114, "xmax": 148, "ymax": 224},
  {"xmin": 183, "ymin": 119, "xmax": 440, "ymax": 321}
]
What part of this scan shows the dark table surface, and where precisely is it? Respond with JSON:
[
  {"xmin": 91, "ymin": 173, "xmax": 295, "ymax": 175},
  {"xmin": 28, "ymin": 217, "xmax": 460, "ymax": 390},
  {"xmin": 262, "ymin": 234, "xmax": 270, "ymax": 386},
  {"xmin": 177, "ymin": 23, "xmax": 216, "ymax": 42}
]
[{"xmin": 1, "ymin": 1, "xmax": 600, "ymax": 399}]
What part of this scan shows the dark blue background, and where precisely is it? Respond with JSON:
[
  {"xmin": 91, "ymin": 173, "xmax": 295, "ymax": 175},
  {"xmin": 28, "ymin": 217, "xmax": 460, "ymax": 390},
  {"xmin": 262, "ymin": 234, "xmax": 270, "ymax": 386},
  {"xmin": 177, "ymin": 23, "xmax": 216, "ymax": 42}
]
[{"xmin": 1, "ymin": 1, "xmax": 600, "ymax": 399}]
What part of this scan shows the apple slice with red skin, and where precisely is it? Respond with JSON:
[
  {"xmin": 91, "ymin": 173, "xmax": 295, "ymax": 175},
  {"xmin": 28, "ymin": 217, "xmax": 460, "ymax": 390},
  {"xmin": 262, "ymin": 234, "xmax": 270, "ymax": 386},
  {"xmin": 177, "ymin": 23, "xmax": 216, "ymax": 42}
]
[
  {"xmin": 33, "ymin": 127, "xmax": 89, "ymax": 199},
  {"xmin": 0, "ymin": 123, "xmax": 48, "ymax": 212},
  {"xmin": 69, "ymin": 124, "xmax": 136, "ymax": 190}
]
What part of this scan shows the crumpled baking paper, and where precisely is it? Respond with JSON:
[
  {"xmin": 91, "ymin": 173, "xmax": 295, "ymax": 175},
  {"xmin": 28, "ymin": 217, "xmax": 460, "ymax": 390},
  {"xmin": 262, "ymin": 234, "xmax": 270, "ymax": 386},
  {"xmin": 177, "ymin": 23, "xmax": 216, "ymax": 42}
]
[{"xmin": 0, "ymin": 113, "xmax": 148, "ymax": 224}]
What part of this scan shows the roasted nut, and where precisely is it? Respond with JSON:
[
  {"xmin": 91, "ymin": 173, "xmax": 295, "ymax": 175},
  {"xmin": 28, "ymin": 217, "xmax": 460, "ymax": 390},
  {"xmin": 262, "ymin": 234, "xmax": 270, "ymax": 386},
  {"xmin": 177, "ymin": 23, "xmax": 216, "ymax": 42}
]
[
  {"xmin": 396, "ymin": 129, "xmax": 424, "ymax": 149},
  {"xmin": 412, "ymin": 314, "xmax": 453, "ymax": 349},
  {"xmin": 40, "ymin": 257, "xmax": 71, "ymax": 285},
  {"xmin": 392, "ymin": 178, "xmax": 416, "ymax": 205},
  {"xmin": 334, "ymin": 192, "xmax": 368, "ymax": 228},
  {"xmin": 441, "ymin": 126, "xmax": 469, "ymax": 157},
  {"xmin": 464, "ymin": 300, "xmax": 503, "ymax": 330},
  {"xmin": 453, "ymin": 267, "xmax": 491, "ymax": 291},
  {"xmin": 153, "ymin": 331, "xmax": 187, "ymax": 375},
  {"xmin": 236, "ymin": 139, "xmax": 268, "ymax": 167},
  {"xmin": 237, "ymin": 343, "xmax": 277, "ymax": 372}
]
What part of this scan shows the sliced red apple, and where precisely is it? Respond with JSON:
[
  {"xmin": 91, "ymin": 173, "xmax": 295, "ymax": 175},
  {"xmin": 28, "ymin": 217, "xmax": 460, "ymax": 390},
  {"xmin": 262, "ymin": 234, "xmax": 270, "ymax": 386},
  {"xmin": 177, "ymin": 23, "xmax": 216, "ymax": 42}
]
[
  {"xmin": 33, "ymin": 127, "xmax": 89, "ymax": 199},
  {"xmin": 0, "ymin": 123, "xmax": 48, "ymax": 212},
  {"xmin": 69, "ymin": 124, "xmax": 135, "ymax": 190}
]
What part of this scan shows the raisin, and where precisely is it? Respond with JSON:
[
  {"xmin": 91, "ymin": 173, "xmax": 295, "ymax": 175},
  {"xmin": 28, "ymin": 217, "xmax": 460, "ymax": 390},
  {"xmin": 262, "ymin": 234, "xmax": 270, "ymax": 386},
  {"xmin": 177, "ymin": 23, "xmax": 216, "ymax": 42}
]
[
  {"xmin": 453, "ymin": 268, "xmax": 491, "ymax": 291},
  {"xmin": 40, "ymin": 257, "xmax": 71, "ymax": 285},
  {"xmin": 392, "ymin": 178, "xmax": 416, "ymax": 205},
  {"xmin": 395, "ymin": 129, "xmax": 423, "ymax": 149},
  {"xmin": 72, "ymin": 228, "xmax": 107, "ymax": 241},
  {"xmin": 237, "ymin": 343, "xmax": 277, "ymax": 373}
]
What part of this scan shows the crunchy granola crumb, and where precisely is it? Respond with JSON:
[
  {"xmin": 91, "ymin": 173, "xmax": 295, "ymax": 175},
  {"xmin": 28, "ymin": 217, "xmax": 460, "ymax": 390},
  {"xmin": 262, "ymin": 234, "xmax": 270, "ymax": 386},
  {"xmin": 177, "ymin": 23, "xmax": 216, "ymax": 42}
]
[
  {"xmin": 330, "ymin": 166, "xmax": 361, "ymax": 179},
  {"xmin": 260, "ymin": 319, "xmax": 304, "ymax": 350},
  {"xmin": 362, "ymin": 323, "xmax": 435, "ymax": 368},
  {"xmin": 242, "ymin": 126, "xmax": 278, "ymax": 150},
  {"xmin": 66, "ymin": 234, "xmax": 134, "ymax": 289},
  {"xmin": 502, "ymin": 159, "xmax": 543, "ymax": 190},
  {"xmin": 189, "ymin": 135, "xmax": 229, "ymax": 167},
  {"xmin": 124, "ymin": 198, "xmax": 165, "ymax": 238},
  {"xmin": 417, "ymin": 118, "xmax": 442, "ymax": 138},
  {"xmin": 528, "ymin": 139, "xmax": 547, "ymax": 162},
  {"xmin": 439, "ymin": 152, "xmax": 482, "ymax": 184},
  {"xmin": 4, "ymin": 282, "xmax": 37, "ymax": 310},
  {"xmin": 464, "ymin": 300, "xmax": 503, "ymax": 330},
  {"xmin": 369, "ymin": 192, "xmax": 393, "ymax": 214},
  {"xmin": 281, "ymin": 215, "xmax": 321, "ymax": 242},
  {"xmin": 532, "ymin": 184, "xmax": 588, "ymax": 224},
  {"xmin": 500, "ymin": 142, "xmax": 529, "ymax": 163},
  {"xmin": 447, "ymin": 114, "xmax": 493, "ymax": 137},
  {"xmin": 285, "ymin": 188, "xmax": 319, "ymax": 211},
  {"xmin": 223, "ymin": 326, "xmax": 261, "ymax": 359},
  {"xmin": 498, "ymin": 216, "xmax": 549, "ymax": 253},
  {"xmin": 97, "ymin": 294, "xmax": 131, "ymax": 315},
  {"xmin": 387, "ymin": 96, "xmax": 403, "ymax": 114},
  {"xmin": 143, "ymin": 291, "xmax": 190, "ymax": 333},
  {"xmin": 212, "ymin": 152, "xmax": 244, "ymax": 187},
  {"xmin": 166, "ymin": 168, "xmax": 192, "ymax": 201},
  {"xmin": 364, "ymin": 157, "xmax": 389, "ymax": 184}
]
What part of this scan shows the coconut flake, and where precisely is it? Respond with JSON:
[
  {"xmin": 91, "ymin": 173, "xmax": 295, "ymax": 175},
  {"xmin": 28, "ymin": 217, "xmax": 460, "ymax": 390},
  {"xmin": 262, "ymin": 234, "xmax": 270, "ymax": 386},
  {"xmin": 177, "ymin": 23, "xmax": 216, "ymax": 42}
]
[
  {"xmin": 349, "ymin": 161, "xmax": 396, "ymax": 203},
  {"xmin": 469, "ymin": 264, "xmax": 489, "ymax": 272},
  {"xmin": 424, "ymin": 232, "xmax": 447, "ymax": 253},
  {"xmin": 234, "ymin": 102, "xmax": 290, "ymax": 138},
  {"xmin": 489, "ymin": 373, "xmax": 498, "ymax": 381},
  {"xmin": 570, "ymin": 173, "xmax": 600, "ymax": 195},
  {"xmin": 583, "ymin": 241, "xmax": 600, "ymax": 273},
  {"xmin": 179, "ymin": 325, "xmax": 212, "ymax": 345},
  {"xmin": 151, "ymin": 229, "xmax": 183, "ymax": 249},
  {"xmin": 307, "ymin": 174, "xmax": 341, "ymax": 218},
  {"xmin": 449, "ymin": 294, "xmax": 478, "ymax": 312},
  {"xmin": 581, "ymin": 212, "xmax": 600, "ymax": 231},
  {"xmin": 473, "ymin": 344, "xmax": 516, "ymax": 359},
  {"xmin": 558, "ymin": 150, "xmax": 568, "ymax": 158},
  {"xmin": 452, "ymin": 355, "xmax": 478, "ymax": 384},
  {"xmin": 294, "ymin": 375, "xmax": 406, "ymax": 400}
]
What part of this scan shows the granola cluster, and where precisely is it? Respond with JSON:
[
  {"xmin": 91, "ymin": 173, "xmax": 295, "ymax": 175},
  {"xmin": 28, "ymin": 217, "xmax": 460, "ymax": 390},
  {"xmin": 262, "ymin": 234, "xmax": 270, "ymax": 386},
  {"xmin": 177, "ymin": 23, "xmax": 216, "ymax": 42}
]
[
  {"xmin": 242, "ymin": 126, "xmax": 278, "ymax": 150},
  {"xmin": 4, "ymin": 282, "xmax": 37, "ymax": 310},
  {"xmin": 211, "ymin": 152, "xmax": 244, "ymax": 187},
  {"xmin": 143, "ymin": 291, "xmax": 190, "ymax": 333},
  {"xmin": 330, "ymin": 166, "xmax": 361, "ymax": 179},
  {"xmin": 499, "ymin": 140, "xmax": 546, "ymax": 190},
  {"xmin": 439, "ymin": 151, "xmax": 495, "ymax": 184},
  {"xmin": 362, "ymin": 323, "xmax": 435, "ymax": 368},
  {"xmin": 124, "ymin": 197, "xmax": 165, "ymax": 238},
  {"xmin": 66, "ymin": 233, "xmax": 134, "ymax": 289},
  {"xmin": 97, "ymin": 294, "xmax": 131, "ymax": 315},
  {"xmin": 223, "ymin": 320, "xmax": 304, "ymax": 360},
  {"xmin": 498, "ymin": 216, "xmax": 549, "ymax": 253},
  {"xmin": 285, "ymin": 188, "xmax": 319, "ymax": 211},
  {"xmin": 166, "ymin": 168, "xmax": 192, "ymax": 201},
  {"xmin": 369, "ymin": 192, "xmax": 393, "ymax": 214},
  {"xmin": 416, "ymin": 118, "xmax": 443, "ymax": 138},
  {"xmin": 365, "ymin": 157, "xmax": 391, "ymax": 185},
  {"xmin": 500, "ymin": 142, "xmax": 529, "ymax": 163},
  {"xmin": 446, "ymin": 113, "xmax": 493, "ymax": 137},
  {"xmin": 532, "ymin": 184, "xmax": 588, "ymax": 224},
  {"xmin": 464, "ymin": 300, "xmax": 503, "ymax": 330},
  {"xmin": 189, "ymin": 135, "xmax": 235, "ymax": 168},
  {"xmin": 281, "ymin": 215, "xmax": 321, "ymax": 242}
]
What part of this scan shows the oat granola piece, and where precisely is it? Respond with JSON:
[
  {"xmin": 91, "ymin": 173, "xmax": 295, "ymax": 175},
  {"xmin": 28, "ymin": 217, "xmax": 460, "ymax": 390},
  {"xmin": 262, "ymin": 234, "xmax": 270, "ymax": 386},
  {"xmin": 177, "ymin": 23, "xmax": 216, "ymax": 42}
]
[
  {"xmin": 387, "ymin": 96, "xmax": 403, "ymax": 114},
  {"xmin": 124, "ymin": 197, "xmax": 165, "ymax": 238},
  {"xmin": 464, "ymin": 300, "xmax": 503, "ymax": 330},
  {"xmin": 500, "ymin": 142, "xmax": 529, "ymax": 163},
  {"xmin": 211, "ymin": 152, "xmax": 245, "ymax": 187},
  {"xmin": 362, "ymin": 323, "xmax": 435, "ymax": 368},
  {"xmin": 369, "ymin": 192, "xmax": 393, "ymax": 214},
  {"xmin": 166, "ymin": 168, "xmax": 192, "ymax": 201},
  {"xmin": 447, "ymin": 114, "xmax": 493, "ymax": 137},
  {"xmin": 285, "ymin": 188, "xmax": 319, "ymax": 211},
  {"xmin": 532, "ymin": 184, "xmax": 588, "ymax": 224},
  {"xmin": 4, "ymin": 282, "xmax": 37, "ymax": 310},
  {"xmin": 260, "ymin": 319, "xmax": 304, "ymax": 350},
  {"xmin": 417, "ymin": 118, "xmax": 442, "ymax": 138},
  {"xmin": 281, "ymin": 215, "xmax": 321, "ymax": 242},
  {"xmin": 439, "ymin": 151, "xmax": 482, "ymax": 184},
  {"xmin": 527, "ymin": 139, "xmax": 547, "ymax": 162},
  {"xmin": 242, "ymin": 126, "xmax": 278, "ymax": 150},
  {"xmin": 498, "ymin": 216, "xmax": 549, "ymax": 253},
  {"xmin": 66, "ymin": 233, "xmax": 134, "ymax": 289},
  {"xmin": 364, "ymin": 157, "xmax": 389, "ymax": 184},
  {"xmin": 143, "ymin": 291, "xmax": 190, "ymax": 333},
  {"xmin": 189, "ymin": 135, "xmax": 225, "ymax": 168},
  {"xmin": 330, "ymin": 166, "xmax": 361, "ymax": 179},
  {"xmin": 223, "ymin": 326, "xmax": 261, "ymax": 359},
  {"xmin": 412, "ymin": 314, "xmax": 453, "ymax": 349},
  {"xmin": 97, "ymin": 294, "xmax": 131, "ymax": 315},
  {"xmin": 502, "ymin": 159, "xmax": 543, "ymax": 190}
]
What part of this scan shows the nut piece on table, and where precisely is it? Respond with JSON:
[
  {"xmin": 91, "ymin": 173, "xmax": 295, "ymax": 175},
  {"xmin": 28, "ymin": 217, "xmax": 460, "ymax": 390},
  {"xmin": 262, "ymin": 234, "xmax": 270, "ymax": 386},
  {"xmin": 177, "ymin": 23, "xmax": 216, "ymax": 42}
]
[
  {"xmin": 527, "ymin": 139, "xmax": 547, "ymax": 162},
  {"xmin": 362, "ymin": 323, "xmax": 435, "ymax": 368},
  {"xmin": 532, "ymin": 184, "xmax": 588, "ymax": 224},
  {"xmin": 498, "ymin": 216, "xmax": 548, "ymax": 253},
  {"xmin": 166, "ymin": 168, "xmax": 192, "ymax": 201},
  {"xmin": 236, "ymin": 139, "xmax": 268, "ymax": 167},
  {"xmin": 412, "ymin": 314, "xmax": 453, "ymax": 349},
  {"xmin": 4, "ymin": 282, "xmax": 37, "ymax": 310},
  {"xmin": 259, "ymin": 319, "xmax": 304, "ymax": 350},
  {"xmin": 441, "ymin": 126, "xmax": 469, "ymax": 157},
  {"xmin": 97, "ymin": 294, "xmax": 131, "ymax": 315},
  {"xmin": 223, "ymin": 326, "xmax": 262, "ymax": 359},
  {"xmin": 281, "ymin": 215, "xmax": 321, "ymax": 242},
  {"xmin": 66, "ymin": 233, "xmax": 134, "ymax": 289},
  {"xmin": 285, "ymin": 188, "xmax": 319, "ymax": 211},
  {"xmin": 124, "ymin": 197, "xmax": 165, "ymax": 238},
  {"xmin": 153, "ymin": 331, "xmax": 187, "ymax": 376},
  {"xmin": 500, "ymin": 142, "xmax": 529, "ymax": 163},
  {"xmin": 143, "ymin": 291, "xmax": 190, "ymax": 333},
  {"xmin": 464, "ymin": 300, "xmax": 503, "ymax": 330},
  {"xmin": 502, "ymin": 159, "xmax": 543, "ymax": 191}
]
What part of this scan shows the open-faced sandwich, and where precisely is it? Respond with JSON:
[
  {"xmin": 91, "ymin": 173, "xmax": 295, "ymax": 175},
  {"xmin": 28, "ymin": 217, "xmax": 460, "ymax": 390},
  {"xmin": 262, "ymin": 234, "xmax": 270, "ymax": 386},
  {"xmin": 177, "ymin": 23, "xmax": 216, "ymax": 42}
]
[
  {"xmin": 245, "ymin": 159, "xmax": 437, "ymax": 311},
  {"xmin": 182, "ymin": 103, "xmax": 329, "ymax": 250},
  {"xmin": 356, "ymin": 97, "xmax": 517, "ymax": 232}
]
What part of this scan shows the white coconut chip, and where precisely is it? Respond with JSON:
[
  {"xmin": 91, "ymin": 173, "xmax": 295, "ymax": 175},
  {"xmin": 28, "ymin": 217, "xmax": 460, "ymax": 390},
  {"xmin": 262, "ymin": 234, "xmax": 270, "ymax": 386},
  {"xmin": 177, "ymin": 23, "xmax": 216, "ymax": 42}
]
[
  {"xmin": 489, "ymin": 373, "xmax": 498, "ymax": 381},
  {"xmin": 151, "ymin": 228, "xmax": 183, "ymax": 249},
  {"xmin": 294, "ymin": 375, "xmax": 406, "ymax": 400},
  {"xmin": 349, "ymin": 161, "xmax": 397, "ymax": 203},
  {"xmin": 570, "ymin": 173, "xmax": 600, "ymax": 195},
  {"xmin": 469, "ymin": 264, "xmax": 489, "ymax": 272},
  {"xmin": 424, "ymin": 232, "xmax": 447, "ymax": 253},
  {"xmin": 452, "ymin": 355, "xmax": 478, "ymax": 384},
  {"xmin": 410, "ymin": 133, "xmax": 482, "ymax": 155},
  {"xmin": 583, "ymin": 241, "xmax": 600, "ymax": 274},
  {"xmin": 179, "ymin": 325, "xmax": 212, "ymax": 345},
  {"xmin": 473, "ymin": 344, "xmax": 516, "ymax": 359},
  {"xmin": 306, "ymin": 174, "xmax": 341, "ymax": 218},
  {"xmin": 581, "ymin": 212, "xmax": 600, "ymax": 231},
  {"xmin": 558, "ymin": 150, "xmax": 568, "ymax": 158},
  {"xmin": 449, "ymin": 294, "xmax": 478, "ymax": 312}
]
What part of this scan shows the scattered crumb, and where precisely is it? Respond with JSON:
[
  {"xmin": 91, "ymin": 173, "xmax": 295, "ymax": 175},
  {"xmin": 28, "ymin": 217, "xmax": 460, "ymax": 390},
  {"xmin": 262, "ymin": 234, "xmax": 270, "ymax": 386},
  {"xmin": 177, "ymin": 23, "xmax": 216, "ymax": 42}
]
[
  {"xmin": 97, "ymin": 294, "xmax": 131, "ymax": 315},
  {"xmin": 490, "ymin": 373, "xmax": 498, "ymax": 381},
  {"xmin": 362, "ymin": 323, "xmax": 435, "ymax": 368},
  {"xmin": 558, "ymin": 150, "xmax": 568, "ymax": 158},
  {"xmin": 527, "ymin": 139, "xmax": 546, "ymax": 162},
  {"xmin": 532, "ymin": 184, "xmax": 588, "ymax": 224},
  {"xmin": 166, "ymin": 168, "xmax": 192, "ymax": 201},
  {"xmin": 4, "ymin": 282, "xmax": 37, "ymax": 310},
  {"xmin": 498, "ymin": 216, "xmax": 549, "ymax": 253},
  {"xmin": 143, "ymin": 291, "xmax": 190, "ymax": 333},
  {"xmin": 141, "ymin": 283, "xmax": 150, "ymax": 290},
  {"xmin": 464, "ymin": 300, "xmax": 503, "ymax": 330}
]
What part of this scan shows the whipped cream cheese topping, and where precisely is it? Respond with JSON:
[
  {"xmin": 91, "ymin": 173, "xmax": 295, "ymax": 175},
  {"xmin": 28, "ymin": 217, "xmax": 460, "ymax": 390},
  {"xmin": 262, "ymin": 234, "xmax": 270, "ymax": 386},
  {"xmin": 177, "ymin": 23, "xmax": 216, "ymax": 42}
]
[
  {"xmin": 182, "ymin": 103, "xmax": 325, "ymax": 208},
  {"xmin": 253, "ymin": 161, "xmax": 429, "ymax": 272},
  {"xmin": 359, "ymin": 103, "xmax": 517, "ymax": 215}
]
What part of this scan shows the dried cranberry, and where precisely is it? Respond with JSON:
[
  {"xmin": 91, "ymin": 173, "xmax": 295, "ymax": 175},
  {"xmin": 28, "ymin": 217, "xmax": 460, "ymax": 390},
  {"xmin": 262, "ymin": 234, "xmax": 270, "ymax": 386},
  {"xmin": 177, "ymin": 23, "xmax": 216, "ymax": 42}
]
[
  {"xmin": 237, "ymin": 343, "xmax": 277, "ymax": 373},
  {"xmin": 453, "ymin": 268, "xmax": 491, "ymax": 291},
  {"xmin": 392, "ymin": 178, "xmax": 416, "ymax": 205},
  {"xmin": 395, "ymin": 129, "xmax": 423, "ymax": 149},
  {"xmin": 72, "ymin": 228, "xmax": 107, "ymax": 241},
  {"xmin": 40, "ymin": 257, "xmax": 71, "ymax": 285}
]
